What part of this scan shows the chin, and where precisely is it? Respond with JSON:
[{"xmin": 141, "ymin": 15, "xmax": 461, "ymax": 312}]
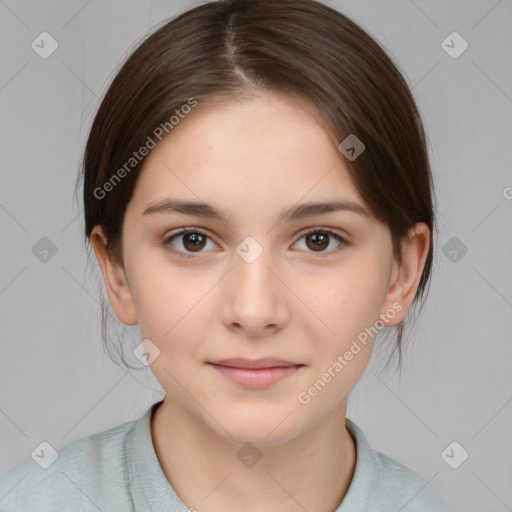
[{"xmin": 210, "ymin": 413, "xmax": 303, "ymax": 447}]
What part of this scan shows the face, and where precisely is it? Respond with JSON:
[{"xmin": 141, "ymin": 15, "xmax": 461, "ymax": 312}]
[{"xmin": 97, "ymin": 92, "xmax": 412, "ymax": 446}]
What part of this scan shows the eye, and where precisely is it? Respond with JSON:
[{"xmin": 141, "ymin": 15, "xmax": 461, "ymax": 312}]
[
  {"xmin": 164, "ymin": 228, "xmax": 218, "ymax": 259},
  {"xmin": 293, "ymin": 228, "xmax": 346, "ymax": 255},
  {"xmin": 163, "ymin": 227, "xmax": 346, "ymax": 260}
]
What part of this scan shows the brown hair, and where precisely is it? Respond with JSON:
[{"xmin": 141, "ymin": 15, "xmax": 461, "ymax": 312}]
[{"xmin": 76, "ymin": 0, "xmax": 436, "ymax": 370}]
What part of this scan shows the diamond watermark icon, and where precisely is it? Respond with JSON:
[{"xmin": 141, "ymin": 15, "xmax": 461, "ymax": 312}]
[
  {"xmin": 442, "ymin": 236, "xmax": 468, "ymax": 263},
  {"xmin": 236, "ymin": 236, "xmax": 263, "ymax": 264},
  {"xmin": 441, "ymin": 31, "xmax": 468, "ymax": 59},
  {"xmin": 237, "ymin": 442, "xmax": 263, "ymax": 468},
  {"xmin": 31, "ymin": 32, "xmax": 59, "ymax": 59},
  {"xmin": 31, "ymin": 441, "xmax": 59, "ymax": 469},
  {"xmin": 338, "ymin": 134, "xmax": 365, "ymax": 161},
  {"xmin": 32, "ymin": 237, "xmax": 58, "ymax": 263},
  {"xmin": 134, "ymin": 338, "xmax": 161, "ymax": 366},
  {"xmin": 441, "ymin": 441, "xmax": 468, "ymax": 469}
]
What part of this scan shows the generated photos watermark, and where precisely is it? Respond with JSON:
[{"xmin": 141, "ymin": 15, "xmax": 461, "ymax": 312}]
[
  {"xmin": 297, "ymin": 302, "xmax": 403, "ymax": 405},
  {"xmin": 93, "ymin": 98, "xmax": 198, "ymax": 200}
]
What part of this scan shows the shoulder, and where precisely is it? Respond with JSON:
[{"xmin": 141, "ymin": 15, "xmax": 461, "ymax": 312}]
[
  {"xmin": 370, "ymin": 450, "xmax": 451, "ymax": 511},
  {"xmin": 342, "ymin": 419, "xmax": 451, "ymax": 512},
  {"xmin": 0, "ymin": 418, "xmax": 136, "ymax": 512}
]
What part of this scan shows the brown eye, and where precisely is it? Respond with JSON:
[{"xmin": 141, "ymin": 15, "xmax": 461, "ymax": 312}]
[
  {"xmin": 182, "ymin": 232, "xmax": 207, "ymax": 251},
  {"xmin": 164, "ymin": 229, "xmax": 217, "ymax": 259},
  {"xmin": 294, "ymin": 229, "xmax": 345, "ymax": 255},
  {"xmin": 305, "ymin": 232, "xmax": 329, "ymax": 251}
]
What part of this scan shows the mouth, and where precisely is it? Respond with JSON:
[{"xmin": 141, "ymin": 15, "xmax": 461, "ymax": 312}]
[{"xmin": 207, "ymin": 358, "xmax": 305, "ymax": 388}]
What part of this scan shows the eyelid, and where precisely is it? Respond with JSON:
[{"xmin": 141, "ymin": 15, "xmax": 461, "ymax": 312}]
[
  {"xmin": 163, "ymin": 226, "xmax": 347, "ymax": 259},
  {"xmin": 163, "ymin": 227, "xmax": 219, "ymax": 259},
  {"xmin": 296, "ymin": 226, "xmax": 347, "ymax": 240},
  {"xmin": 293, "ymin": 227, "xmax": 346, "ymax": 257}
]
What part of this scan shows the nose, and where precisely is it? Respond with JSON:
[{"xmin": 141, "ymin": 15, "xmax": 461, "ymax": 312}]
[{"xmin": 221, "ymin": 245, "xmax": 290, "ymax": 338}]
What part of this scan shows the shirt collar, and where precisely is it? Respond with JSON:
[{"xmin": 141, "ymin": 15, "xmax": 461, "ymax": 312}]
[
  {"xmin": 126, "ymin": 400, "xmax": 188, "ymax": 511},
  {"xmin": 335, "ymin": 418, "xmax": 377, "ymax": 511},
  {"xmin": 126, "ymin": 401, "xmax": 373, "ymax": 511}
]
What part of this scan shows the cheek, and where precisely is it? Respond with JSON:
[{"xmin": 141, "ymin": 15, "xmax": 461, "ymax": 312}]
[
  {"xmin": 293, "ymin": 268, "xmax": 384, "ymax": 407},
  {"xmin": 302, "ymin": 260, "xmax": 388, "ymax": 341},
  {"xmin": 133, "ymin": 275, "xmax": 210, "ymax": 391},
  {"xmin": 129, "ymin": 260, "xmax": 196, "ymax": 349}
]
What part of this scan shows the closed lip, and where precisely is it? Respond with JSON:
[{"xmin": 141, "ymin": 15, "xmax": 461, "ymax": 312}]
[{"xmin": 207, "ymin": 358, "xmax": 303, "ymax": 369}]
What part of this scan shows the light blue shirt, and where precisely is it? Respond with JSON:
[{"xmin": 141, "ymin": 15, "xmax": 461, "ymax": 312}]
[{"xmin": 0, "ymin": 401, "xmax": 450, "ymax": 511}]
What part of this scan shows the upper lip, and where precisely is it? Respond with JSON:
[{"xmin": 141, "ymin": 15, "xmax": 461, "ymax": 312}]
[{"xmin": 208, "ymin": 358, "xmax": 303, "ymax": 369}]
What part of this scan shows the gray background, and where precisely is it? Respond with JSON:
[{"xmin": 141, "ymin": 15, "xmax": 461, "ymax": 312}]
[{"xmin": 1, "ymin": 0, "xmax": 511, "ymax": 510}]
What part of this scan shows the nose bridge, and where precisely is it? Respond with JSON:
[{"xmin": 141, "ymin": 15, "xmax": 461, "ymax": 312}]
[
  {"xmin": 233, "ymin": 235, "xmax": 279, "ymax": 300},
  {"xmin": 222, "ymin": 234, "xmax": 289, "ymax": 333}
]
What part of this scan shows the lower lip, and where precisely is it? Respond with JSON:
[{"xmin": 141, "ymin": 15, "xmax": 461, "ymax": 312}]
[{"xmin": 209, "ymin": 364, "xmax": 302, "ymax": 388}]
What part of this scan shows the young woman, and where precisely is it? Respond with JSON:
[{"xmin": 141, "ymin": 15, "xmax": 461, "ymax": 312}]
[{"xmin": 0, "ymin": 0, "xmax": 450, "ymax": 510}]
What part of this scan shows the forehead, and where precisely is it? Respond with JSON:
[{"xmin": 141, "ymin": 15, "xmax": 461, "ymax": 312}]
[{"xmin": 127, "ymin": 92, "xmax": 365, "ymax": 220}]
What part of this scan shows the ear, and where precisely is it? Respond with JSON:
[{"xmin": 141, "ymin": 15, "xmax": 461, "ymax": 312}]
[
  {"xmin": 379, "ymin": 222, "xmax": 431, "ymax": 327},
  {"xmin": 90, "ymin": 225, "xmax": 138, "ymax": 326}
]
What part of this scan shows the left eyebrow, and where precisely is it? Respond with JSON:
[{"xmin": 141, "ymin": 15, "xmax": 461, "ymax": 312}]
[
  {"xmin": 142, "ymin": 198, "xmax": 370, "ymax": 224},
  {"xmin": 278, "ymin": 199, "xmax": 370, "ymax": 222}
]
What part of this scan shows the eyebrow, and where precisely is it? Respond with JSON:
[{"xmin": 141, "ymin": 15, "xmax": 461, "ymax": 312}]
[{"xmin": 142, "ymin": 198, "xmax": 370, "ymax": 223}]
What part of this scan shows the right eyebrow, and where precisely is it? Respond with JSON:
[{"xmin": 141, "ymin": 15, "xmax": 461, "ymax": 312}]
[
  {"xmin": 143, "ymin": 199, "xmax": 233, "ymax": 223},
  {"xmin": 142, "ymin": 198, "xmax": 370, "ymax": 224}
]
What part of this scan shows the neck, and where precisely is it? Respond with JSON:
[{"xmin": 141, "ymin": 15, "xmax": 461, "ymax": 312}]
[{"xmin": 150, "ymin": 397, "xmax": 356, "ymax": 512}]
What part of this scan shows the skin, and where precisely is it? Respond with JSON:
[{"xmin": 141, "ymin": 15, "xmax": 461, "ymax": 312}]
[{"xmin": 91, "ymin": 91, "xmax": 430, "ymax": 511}]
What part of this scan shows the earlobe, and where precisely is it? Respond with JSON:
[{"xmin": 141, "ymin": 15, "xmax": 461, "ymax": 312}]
[
  {"xmin": 90, "ymin": 225, "xmax": 138, "ymax": 326},
  {"xmin": 380, "ymin": 223, "xmax": 431, "ymax": 327}
]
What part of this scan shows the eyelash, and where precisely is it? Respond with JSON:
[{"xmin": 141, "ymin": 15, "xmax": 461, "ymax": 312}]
[{"xmin": 163, "ymin": 227, "xmax": 347, "ymax": 260}]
